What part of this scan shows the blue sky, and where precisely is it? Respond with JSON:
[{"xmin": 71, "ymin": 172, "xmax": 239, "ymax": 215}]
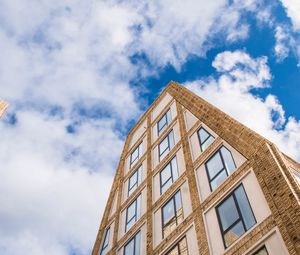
[{"xmin": 0, "ymin": 1, "xmax": 300, "ymax": 255}]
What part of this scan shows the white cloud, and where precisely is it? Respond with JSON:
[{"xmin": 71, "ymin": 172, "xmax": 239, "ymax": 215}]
[
  {"xmin": 0, "ymin": 1, "xmax": 299, "ymax": 255},
  {"xmin": 0, "ymin": 110, "xmax": 117, "ymax": 255},
  {"xmin": 274, "ymin": 25, "xmax": 290, "ymax": 61},
  {"xmin": 129, "ymin": 0, "xmax": 260, "ymax": 71},
  {"xmin": 0, "ymin": 1, "xmax": 140, "ymax": 254},
  {"xmin": 212, "ymin": 50, "xmax": 271, "ymax": 90},
  {"xmin": 185, "ymin": 50, "xmax": 300, "ymax": 161},
  {"xmin": 280, "ymin": 0, "xmax": 300, "ymax": 31}
]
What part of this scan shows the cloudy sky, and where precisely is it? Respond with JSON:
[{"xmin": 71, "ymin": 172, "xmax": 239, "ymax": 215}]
[{"xmin": 0, "ymin": 0, "xmax": 300, "ymax": 254}]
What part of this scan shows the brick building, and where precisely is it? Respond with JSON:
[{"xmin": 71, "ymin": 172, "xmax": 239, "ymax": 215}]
[
  {"xmin": 0, "ymin": 100, "xmax": 8, "ymax": 117},
  {"xmin": 92, "ymin": 82, "xmax": 300, "ymax": 255}
]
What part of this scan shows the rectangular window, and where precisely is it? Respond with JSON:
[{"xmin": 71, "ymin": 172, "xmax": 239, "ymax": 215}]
[
  {"xmin": 126, "ymin": 194, "xmax": 141, "ymax": 232},
  {"xmin": 205, "ymin": 146, "xmax": 236, "ymax": 191},
  {"xmin": 128, "ymin": 165, "xmax": 142, "ymax": 197},
  {"xmin": 216, "ymin": 184, "xmax": 256, "ymax": 248},
  {"xmin": 162, "ymin": 190, "xmax": 183, "ymax": 237},
  {"xmin": 293, "ymin": 170, "xmax": 300, "ymax": 185},
  {"xmin": 157, "ymin": 109, "xmax": 172, "ymax": 136},
  {"xmin": 130, "ymin": 142, "xmax": 143, "ymax": 167},
  {"xmin": 159, "ymin": 130, "xmax": 175, "ymax": 161},
  {"xmin": 124, "ymin": 231, "xmax": 141, "ymax": 255},
  {"xmin": 100, "ymin": 227, "xmax": 110, "ymax": 255},
  {"xmin": 160, "ymin": 157, "xmax": 179, "ymax": 194},
  {"xmin": 166, "ymin": 236, "xmax": 189, "ymax": 255},
  {"xmin": 252, "ymin": 246, "xmax": 269, "ymax": 255},
  {"xmin": 197, "ymin": 127, "xmax": 214, "ymax": 152}
]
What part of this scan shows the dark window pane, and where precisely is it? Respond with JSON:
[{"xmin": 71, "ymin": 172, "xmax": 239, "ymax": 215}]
[
  {"xmin": 131, "ymin": 149, "xmax": 138, "ymax": 164},
  {"xmin": 159, "ymin": 137, "xmax": 169, "ymax": 155},
  {"xmin": 166, "ymin": 110, "xmax": 172, "ymax": 123},
  {"xmin": 166, "ymin": 237, "xmax": 188, "ymax": 255},
  {"xmin": 171, "ymin": 157, "xmax": 179, "ymax": 179},
  {"xmin": 163, "ymin": 199, "xmax": 175, "ymax": 224},
  {"xmin": 199, "ymin": 128, "xmax": 209, "ymax": 142},
  {"xmin": 161, "ymin": 164, "xmax": 172, "ymax": 185},
  {"xmin": 134, "ymin": 232, "xmax": 141, "ymax": 255},
  {"xmin": 201, "ymin": 136, "xmax": 214, "ymax": 151},
  {"xmin": 169, "ymin": 131, "xmax": 175, "ymax": 148},
  {"xmin": 218, "ymin": 196, "xmax": 239, "ymax": 230},
  {"xmin": 224, "ymin": 221, "xmax": 245, "ymax": 247},
  {"xmin": 100, "ymin": 227, "xmax": 110, "ymax": 255},
  {"xmin": 158, "ymin": 109, "xmax": 172, "ymax": 135},
  {"xmin": 136, "ymin": 195, "xmax": 141, "ymax": 219},
  {"xmin": 253, "ymin": 246, "xmax": 268, "ymax": 255},
  {"xmin": 161, "ymin": 178, "xmax": 173, "ymax": 194},
  {"xmin": 127, "ymin": 202, "xmax": 136, "ymax": 221},
  {"xmin": 129, "ymin": 172, "xmax": 137, "ymax": 189},
  {"xmin": 124, "ymin": 237, "xmax": 135, "ymax": 255},
  {"xmin": 158, "ymin": 115, "xmax": 167, "ymax": 131},
  {"xmin": 220, "ymin": 147, "xmax": 236, "ymax": 174},
  {"xmin": 210, "ymin": 170, "xmax": 228, "ymax": 191},
  {"xmin": 174, "ymin": 191, "xmax": 182, "ymax": 210},
  {"xmin": 126, "ymin": 195, "xmax": 141, "ymax": 231},
  {"xmin": 206, "ymin": 152, "xmax": 224, "ymax": 179},
  {"xmin": 235, "ymin": 186, "xmax": 256, "ymax": 230}
]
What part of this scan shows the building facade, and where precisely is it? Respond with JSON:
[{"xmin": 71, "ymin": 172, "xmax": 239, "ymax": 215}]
[
  {"xmin": 0, "ymin": 100, "xmax": 8, "ymax": 117},
  {"xmin": 92, "ymin": 82, "xmax": 300, "ymax": 255}
]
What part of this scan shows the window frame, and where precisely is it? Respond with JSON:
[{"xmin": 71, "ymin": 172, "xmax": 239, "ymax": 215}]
[
  {"xmin": 161, "ymin": 190, "xmax": 183, "ymax": 238},
  {"xmin": 125, "ymin": 194, "xmax": 141, "ymax": 232},
  {"xmin": 123, "ymin": 231, "xmax": 141, "ymax": 255},
  {"xmin": 252, "ymin": 245, "xmax": 269, "ymax": 255},
  {"xmin": 158, "ymin": 130, "xmax": 175, "ymax": 161},
  {"xmin": 197, "ymin": 127, "xmax": 214, "ymax": 152},
  {"xmin": 215, "ymin": 184, "xmax": 257, "ymax": 248},
  {"xmin": 165, "ymin": 236, "xmax": 188, "ymax": 255},
  {"xmin": 128, "ymin": 165, "xmax": 142, "ymax": 197},
  {"xmin": 157, "ymin": 108, "xmax": 172, "ymax": 136},
  {"xmin": 159, "ymin": 157, "xmax": 179, "ymax": 195},
  {"xmin": 205, "ymin": 146, "xmax": 237, "ymax": 191},
  {"xmin": 130, "ymin": 142, "xmax": 142, "ymax": 167},
  {"xmin": 100, "ymin": 227, "xmax": 110, "ymax": 255}
]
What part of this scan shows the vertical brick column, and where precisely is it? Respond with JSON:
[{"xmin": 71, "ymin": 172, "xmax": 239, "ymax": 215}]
[
  {"xmin": 92, "ymin": 138, "xmax": 130, "ymax": 255},
  {"xmin": 176, "ymin": 102, "xmax": 209, "ymax": 255},
  {"xmin": 146, "ymin": 115, "xmax": 153, "ymax": 253}
]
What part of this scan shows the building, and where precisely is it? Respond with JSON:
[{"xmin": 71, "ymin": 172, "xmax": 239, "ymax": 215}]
[
  {"xmin": 0, "ymin": 100, "xmax": 8, "ymax": 117},
  {"xmin": 92, "ymin": 81, "xmax": 300, "ymax": 255}
]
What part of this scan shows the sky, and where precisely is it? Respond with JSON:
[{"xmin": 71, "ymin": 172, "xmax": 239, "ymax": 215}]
[{"xmin": 0, "ymin": 0, "xmax": 300, "ymax": 255}]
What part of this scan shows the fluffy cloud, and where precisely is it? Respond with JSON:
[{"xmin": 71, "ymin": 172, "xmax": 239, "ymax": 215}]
[
  {"xmin": 129, "ymin": 0, "xmax": 261, "ymax": 70},
  {"xmin": 274, "ymin": 25, "xmax": 290, "ymax": 61},
  {"xmin": 280, "ymin": 0, "xmax": 300, "ymax": 31},
  {"xmin": 0, "ymin": 1, "xmax": 299, "ymax": 255},
  {"xmin": 185, "ymin": 50, "xmax": 300, "ymax": 161}
]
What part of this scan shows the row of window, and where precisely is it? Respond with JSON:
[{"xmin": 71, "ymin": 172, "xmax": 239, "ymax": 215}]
[
  {"xmin": 100, "ymin": 184, "xmax": 269, "ymax": 255},
  {"xmin": 127, "ymin": 128, "xmax": 235, "ymax": 202},
  {"xmin": 129, "ymin": 108, "xmax": 173, "ymax": 171}
]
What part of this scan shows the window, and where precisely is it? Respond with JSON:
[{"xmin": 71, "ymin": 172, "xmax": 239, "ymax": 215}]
[
  {"xmin": 126, "ymin": 194, "xmax": 141, "ymax": 232},
  {"xmin": 160, "ymin": 157, "xmax": 179, "ymax": 194},
  {"xmin": 159, "ymin": 130, "xmax": 175, "ymax": 161},
  {"xmin": 252, "ymin": 246, "xmax": 269, "ymax": 255},
  {"xmin": 100, "ymin": 227, "xmax": 110, "ymax": 255},
  {"xmin": 205, "ymin": 146, "xmax": 236, "ymax": 191},
  {"xmin": 197, "ymin": 127, "xmax": 214, "ymax": 152},
  {"xmin": 162, "ymin": 191, "xmax": 183, "ymax": 237},
  {"xmin": 293, "ymin": 170, "xmax": 300, "ymax": 185},
  {"xmin": 128, "ymin": 165, "xmax": 142, "ymax": 196},
  {"xmin": 216, "ymin": 184, "xmax": 256, "ymax": 248},
  {"xmin": 166, "ymin": 236, "xmax": 188, "ymax": 255},
  {"xmin": 124, "ymin": 231, "xmax": 141, "ymax": 255},
  {"xmin": 158, "ymin": 109, "xmax": 172, "ymax": 136},
  {"xmin": 130, "ymin": 142, "xmax": 143, "ymax": 167}
]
